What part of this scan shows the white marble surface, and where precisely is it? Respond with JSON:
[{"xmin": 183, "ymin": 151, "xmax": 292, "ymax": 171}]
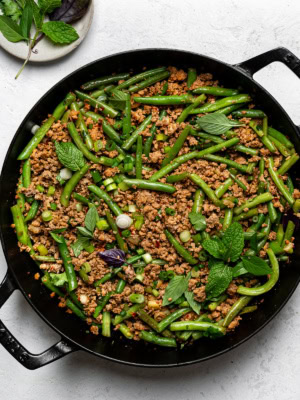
[{"xmin": 0, "ymin": 1, "xmax": 300, "ymax": 399}]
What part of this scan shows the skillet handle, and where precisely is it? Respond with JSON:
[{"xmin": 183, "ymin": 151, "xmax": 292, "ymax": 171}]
[
  {"xmin": 0, "ymin": 272, "xmax": 77, "ymax": 370},
  {"xmin": 235, "ymin": 47, "xmax": 300, "ymax": 78}
]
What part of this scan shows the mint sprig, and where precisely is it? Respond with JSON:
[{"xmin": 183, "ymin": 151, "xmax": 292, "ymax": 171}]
[
  {"xmin": 205, "ymin": 262, "xmax": 232, "ymax": 299},
  {"xmin": 55, "ymin": 141, "xmax": 85, "ymax": 171}
]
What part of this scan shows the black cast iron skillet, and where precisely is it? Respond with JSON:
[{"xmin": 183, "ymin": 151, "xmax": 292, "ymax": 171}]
[{"xmin": 0, "ymin": 47, "xmax": 300, "ymax": 370}]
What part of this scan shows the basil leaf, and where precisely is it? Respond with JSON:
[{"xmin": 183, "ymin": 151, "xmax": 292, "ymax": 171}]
[
  {"xmin": 162, "ymin": 274, "xmax": 189, "ymax": 306},
  {"xmin": 55, "ymin": 141, "xmax": 85, "ymax": 171},
  {"xmin": 98, "ymin": 249, "xmax": 126, "ymax": 267},
  {"xmin": 42, "ymin": 20, "xmax": 79, "ymax": 44},
  {"xmin": 49, "ymin": 272, "xmax": 68, "ymax": 286},
  {"xmin": 188, "ymin": 212, "xmax": 206, "ymax": 232},
  {"xmin": 232, "ymin": 261, "xmax": 248, "ymax": 278},
  {"xmin": 38, "ymin": 0, "xmax": 62, "ymax": 14},
  {"xmin": 205, "ymin": 263, "xmax": 232, "ymax": 299},
  {"xmin": 242, "ymin": 256, "xmax": 272, "ymax": 276},
  {"xmin": 0, "ymin": 0, "xmax": 22, "ymax": 21},
  {"xmin": 71, "ymin": 236, "xmax": 89, "ymax": 257},
  {"xmin": 0, "ymin": 15, "xmax": 24, "ymax": 42},
  {"xmin": 29, "ymin": 0, "xmax": 43, "ymax": 28},
  {"xmin": 202, "ymin": 238, "xmax": 225, "ymax": 259},
  {"xmin": 222, "ymin": 222, "xmax": 244, "ymax": 262},
  {"xmin": 84, "ymin": 206, "xmax": 98, "ymax": 233},
  {"xmin": 108, "ymin": 89, "xmax": 128, "ymax": 110},
  {"xmin": 77, "ymin": 226, "xmax": 93, "ymax": 238},
  {"xmin": 50, "ymin": 0, "xmax": 90, "ymax": 24},
  {"xmin": 19, "ymin": 0, "xmax": 33, "ymax": 39},
  {"xmin": 51, "ymin": 227, "xmax": 67, "ymax": 234},
  {"xmin": 196, "ymin": 114, "xmax": 243, "ymax": 135},
  {"xmin": 50, "ymin": 231, "xmax": 64, "ymax": 243},
  {"xmin": 184, "ymin": 291, "xmax": 201, "ymax": 315}
]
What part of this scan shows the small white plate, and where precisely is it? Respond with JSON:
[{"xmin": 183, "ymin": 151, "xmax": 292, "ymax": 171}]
[{"xmin": 0, "ymin": 0, "xmax": 94, "ymax": 62}]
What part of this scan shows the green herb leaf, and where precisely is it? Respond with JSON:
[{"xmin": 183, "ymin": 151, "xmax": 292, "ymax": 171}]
[
  {"xmin": 50, "ymin": 231, "xmax": 64, "ymax": 243},
  {"xmin": 0, "ymin": 15, "xmax": 24, "ymax": 41},
  {"xmin": 55, "ymin": 141, "xmax": 85, "ymax": 171},
  {"xmin": 42, "ymin": 20, "xmax": 79, "ymax": 44},
  {"xmin": 188, "ymin": 212, "xmax": 206, "ymax": 232},
  {"xmin": 15, "ymin": 0, "xmax": 25, "ymax": 8},
  {"xmin": 51, "ymin": 227, "xmax": 67, "ymax": 234},
  {"xmin": 232, "ymin": 261, "xmax": 248, "ymax": 278},
  {"xmin": 84, "ymin": 206, "xmax": 98, "ymax": 233},
  {"xmin": 184, "ymin": 290, "xmax": 201, "ymax": 314},
  {"xmin": 0, "ymin": 0, "xmax": 22, "ymax": 21},
  {"xmin": 202, "ymin": 238, "xmax": 225, "ymax": 259},
  {"xmin": 29, "ymin": 0, "xmax": 42, "ymax": 28},
  {"xmin": 38, "ymin": 0, "xmax": 61, "ymax": 14},
  {"xmin": 162, "ymin": 274, "xmax": 190, "ymax": 306},
  {"xmin": 249, "ymin": 233, "xmax": 258, "ymax": 253},
  {"xmin": 109, "ymin": 89, "xmax": 129, "ymax": 110},
  {"xmin": 196, "ymin": 114, "xmax": 243, "ymax": 135},
  {"xmin": 222, "ymin": 222, "xmax": 244, "ymax": 262},
  {"xmin": 242, "ymin": 256, "xmax": 272, "ymax": 276},
  {"xmin": 49, "ymin": 272, "xmax": 68, "ymax": 286},
  {"xmin": 71, "ymin": 236, "xmax": 89, "ymax": 257},
  {"xmin": 77, "ymin": 226, "xmax": 94, "ymax": 238},
  {"xmin": 205, "ymin": 263, "xmax": 232, "ymax": 299},
  {"xmin": 19, "ymin": 0, "xmax": 33, "ymax": 39}
]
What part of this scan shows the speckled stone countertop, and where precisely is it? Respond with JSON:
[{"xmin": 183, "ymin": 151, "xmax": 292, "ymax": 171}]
[{"xmin": 0, "ymin": 1, "xmax": 300, "ymax": 399}]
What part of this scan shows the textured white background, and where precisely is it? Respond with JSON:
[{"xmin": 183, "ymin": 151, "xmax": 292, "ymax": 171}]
[{"xmin": 0, "ymin": 0, "xmax": 300, "ymax": 399}]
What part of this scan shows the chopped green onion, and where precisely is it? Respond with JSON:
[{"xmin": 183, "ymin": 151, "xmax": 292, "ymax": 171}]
[
  {"xmin": 118, "ymin": 182, "xmax": 129, "ymax": 191},
  {"xmin": 94, "ymin": 140, "xmax": 103, "ymax": 152},
  {"xmin": 76, "ymin": 203, "xmax": 83, "ymax": 212},
  {"xmin": 180, "ymin": 230, "xmax": 191, "ymax": 243},
  {"xmin": 156, "ymin": 133, "xmax": 168, "ymax": 141},
  {"xmin": 96, "ymin": 219, "xmax": 109, "ymax": 230},
  {"xmin": 164, "ymin": 146, "xmax": 171, "ymax": 153},
  {"xmin": 47, "ymin": 186, "xmax": 55, "ymax": 196},
  {"xmin": 37, "ymin": 244, "xmax": 48, "ymax": 256},
  {"xmin": 121, "ymin": 229, "xmax": 131, "ymax": 238},
  {"xmin": 129, "ymin": 293, "xmax": 145, "ymax": 304},
  {"xmin": 103, "ymin": 178, "xmax": 114, "ymax": 186},
  {"xmin": 106, "ymin": 183, "xmax": 117, "ymax": 192},
  {"xmin": 128, "ymin": 204, "xmax": 137, "ymax": 213},
  {"xmin": 60, "ymin": 168, "xmax": 72, "ymax": 180},
  {"xmin": 136, "ymin": 248, "xmax": 145, "ymax": 255},
  {"xmin": 50, "ymin": 202, "xmax": 57, "ymax": 211},
  {"xmin": 83, "ymin": 262, "xmax": 91, "ymax": 273},
  {"xmin": 142, "ymin": 253, "xmax": 152, "ymax": 264},
  {"xmin": 165, "ymin": 207, "xmax": 176, "ymax": 216},
  {"xmin": 56, "ymin": 174, "xmax": 66, "ymax": 186},
  {"xmin": 36, "ymin": 184, "xmax": 44, "ymax": 193},
  {"xmin": 42, "ymin": 210, "xmax": 52, "ymax": 222}
]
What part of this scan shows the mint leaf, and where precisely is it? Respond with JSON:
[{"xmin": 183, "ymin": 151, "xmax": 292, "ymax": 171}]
[
  {"xmin": 205, "ymin": 263, "xmax": 232, "ymax": 299},
  {"xmin": 55, "ymin": 141, "xmax": 85, "ymax": 171},
  {"xmin": 196, "ymin": 114, "xmax": 243, "ymax": 135},
  {"xmin": 0, "ymin": 15, "xmax": 24, "ymax": 41},
  {"xmin": 77, "ymin": 226, "xmax": 93, "ymax": 238},
  {"xmin": 242, "ymin": 256, "xmax": 272, "ymax": 276},
  {"xmin": 222, "ymin": 222, "xmax": 244, "ymax": 262},
  {"xmin": 162, "ymin": 274, "xmax": 190, "ymax": 306},
  {"xmin": 109, "ymin": 89, "xmax": 129, "ymax": 110},
  {"xmin": 84, "ymin": 206, "xmax": 98, "ymax": 233},
  {"xmin": 184, "ymin": 291, "xmax": 201, "ymax": 314},
  {"xmin": 232, "ymin": 261, "xmax": 248, "ymax": 277},
  {"xmin": 20, "ymin": 0, "xmax": 33, "ymax": 39},
  {"xmin": 71, "ymin": 236, "xmax": 89, "ymax": 257},
  {"xmin": 49, "ymin": 272, "xmax": 68, "ymax": 286},
  {"xmin": 188, "ymin": 212, "xmax": 206, "ymax": 232},
  {"xmin": 202, "ymin": 237, "xmax": 225, "ymax": 259},
  {"xmin": 38, "ymin": 0, "xmax": 61, "ymax": 14},
  {"xmin": 42, "ymin": 20, "xmax": 79, "ymax": 44},
  {"xmin": 0, "ymin": 0, "xmax": 22, "ymax": 21}
]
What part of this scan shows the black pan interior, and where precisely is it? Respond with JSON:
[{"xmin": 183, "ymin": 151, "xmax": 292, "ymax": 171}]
[{"xmin": 1, "ymin": 49, "xmax": 299, "ymax": 367}]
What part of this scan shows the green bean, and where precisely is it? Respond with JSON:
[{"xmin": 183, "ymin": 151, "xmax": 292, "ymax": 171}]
[
  {"xmin": 71, "ymin": 102, "xmax": 94, "ymax": 150},
  {"xmin": 52, "ymin": 92, "xmax": 77, "ymax": 120},
  {"xmin": 57, "ymin": 237, "xmax": 78, "ymax": 291},
  {"xmin": 232, "ymin": 109, "xmax": 266, "ymax": 118},
  {"xmin": 137, "ymin": 309, "xmax": 160, "ymax": 332},
  {"xmin": 116, "ymin": 67, "xmax": 167, "ymax": 90},
  {"xmin": 187, "ymin": 68, "xmax": 197, "ymax": 88},
  {"xmin": 67, "ymin": 122, "xmax": 102, "ymax": 164},
  {"xmin": 237, "ymin": 248, "xmax": 279, "ymax": 296},
  {"xmin": 269, "ymin": 241, "xmax": 284, "ymax": 255},
  {"xmin": 287, "ymin": 176, "xmax": 294, "ymax": 195},
  {"xmin": 94, "ymin": 268, "xmax": 122, "ymax": 287},
  {"xmin": 41, "ymin": 272, "xmax": 65, "ymax": 297},
  {"xmin": 81, "ymin": 72, "xmax": 130, "ymax": 90},
  {"xmin": 135, "ymin": 136, "xmax": 143, "ymax": 179},
  {"xmin": 203, "ymin": 154, "xmax": 252, "ymax": 174},
  {"xmin": 293, "ymin": 199, "xmax": 300, "ymax": 212},
  {"xmin": 90, "ymin": 85, "xmax": 115, "ymax": 98},
  {"xmin": 11, "ymin": 204, "xmax": 29, "ymax": 245},
  {"xmin": 120, "ymin": 92, "xmax": 131, "ymax": 137},
  {"xmin": 106, "ymin": 211, "xmax": 128, "ymax": 252},
  {"xmin": 140, "ymin": 331, "xmax": 177, "ymax": 347},
  {"xmin": 247, "ymin": 213, "xmax": 265, "ymax": 233},
  {"xmin": 277, "ymin": 153, "xmax": 299, "ymax": 175},
  {"xmin": 189, "ymin": 174, "xmax": 224, "ymax": 208},
  {"xmin": 240, "ymin": 305, "xmax": 258, "ymax": 315},
  {"xmin": 234, "ymin": 193, "xmax": 273, "ymax": 215},
  {"xmin": 73, "ymin": 192, "xmax": 92, "ymax": 206},
  {"xmin": 268, "ymin": 127, "xmax": 294, "ymax": 149},
  {"xmin": 60, "ymin": 164, "xmax": 90, "ymax": 207},
  {"xmin": 115, "ymin": 279, "xmax": 126, "ymax": 294},
  {"xmin": 128, "ymin": 71, "xmax": 170, "ymax": 93},
  {"xmin": 170, "ymin": 321, "xmax": 226, "ymax": 336},
  {"xmin": 16, "ymin": 177, "xmax": 25, "ymax": 213},
  {"xmin": 119, "ymin": 323, "xmax": 133, "ymax": 339},
  {"xmin": 166, "ymin": 172, "xmax": 189, "ymax": 183},
  {"xmin": 22, "ymin": 159, "xmax": 31, "ymax": 188},
  {"xmin": 257, "ymin": 158, "xmax": 266, "ymax": 194},
  {"xmin": 262, "ymin": 117, "xmax": 268, "ymax": 136},
  {"xmin": 223, "ymin": 295, "xmax": 252, "ymax": 327},
  {"xmin": 164, "ymin": 229, "xmax": 198, "ymax": 265},
  {"xmin": 157, "ymin": 308, "xmax": 190, "ymax": 333},
  {"xmin": 192, "ymin": 189, "xmax": 204, "ymax": 213},
  {"xmin": 268, "ymin": 158, "xmax": 294, "ymax": 206},
  {"xmin": 229, "ymin": 172, "xmax": 247, "ymax": 191},
  {"xmin": 190, "ymin": 94, "xmax": 251, "ymax": 114},
  {"xmin": 122, "ymin": 114, "xmax": 152, "ymax": 150},
  {"xmin": 177, "ymin": 94, "xmax": 206, "ymax": 123},
  {"xmin": 34, "ymin": 255, "xmax": 56, "ymax": 262},
  {"xmin": 88, "ymin": 185, "xmax": 122, "ymax": 216},
  {"xmin": 134, "ymin": 94, "xmax": 194, "ymax": 105},
  {"xmin": 123, "ymin": 178, "xmax": 176, "ymax": 194},
  {"xmin": 143, "ymin": 124, "xmax": 156, "ymax": 158},
  {"xmin": 24, "ymin": 200, "xmax": 39, "ymax": 222},
  {"xmin": 214, "ymin": 104, "xmax": 244, "ymax": 115},
  {"xmin": 75, "ymin": 90, "xmax": 118, "ymax": 118},
  {"xmin": 233, "ymin": 208, "xmax": 258, "ymax": 222},
  {"xmin": 162, "ymin": 126, "xmax": 190, "ymax": 167},
  {"xmin": 270, "ymin": 136, "xmax": 292, "ymax": 157},
  {"xmin": 267, "ymin": 200, "xmax": 277, "ymax": 223},
  {"xmin": 102, "ymin": 120, "xmax": 122, "ymax": 145},
  {"xmin": 249, "ymin": 121, "xmax": 277, "ymax": 153},
  {"xmin": 223, "ymin": 209, "xmax": 233, "ymax": 230},
  {"xmin": 283, "ymin": 220, "xmax": 295, "ymax": 243},
  {"xmin": 193, "ymin": 86, "xmax": 239, "ymax": 96},
  {"xmin": 208, "ymin": 295, "xmax": 227, "ymax": 311},
  {"xmin": 215, "ymin": 178, "xmax": 234, "ymax": 198},
  {"xmin": 80, "ymin": 108, "xmax": 103, "ymax": 123},
  {"xmin": 102, "ymin": 311, "xmax": 111, "ymax": 337},
  {"xmin": 113, "ymin": 303, "xmax": 144, "ymax": 325},
  {"xmin": 61, "ymin": 109, "xmax": 71, "ymax": 123}
]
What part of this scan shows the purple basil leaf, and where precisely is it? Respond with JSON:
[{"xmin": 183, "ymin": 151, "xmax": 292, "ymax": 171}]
[
  {"xmin": 98, "ymin": 249, "xmax": 126, "ymax": 267},
  {"xmin": 49, "ymin": 0, "xmax": 90, "ymax": 24}
]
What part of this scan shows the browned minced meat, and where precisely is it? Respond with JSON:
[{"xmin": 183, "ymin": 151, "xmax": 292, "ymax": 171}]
[{"xmin": 13, "ymin": 66, "xmax": 296, "ymax": 342}]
